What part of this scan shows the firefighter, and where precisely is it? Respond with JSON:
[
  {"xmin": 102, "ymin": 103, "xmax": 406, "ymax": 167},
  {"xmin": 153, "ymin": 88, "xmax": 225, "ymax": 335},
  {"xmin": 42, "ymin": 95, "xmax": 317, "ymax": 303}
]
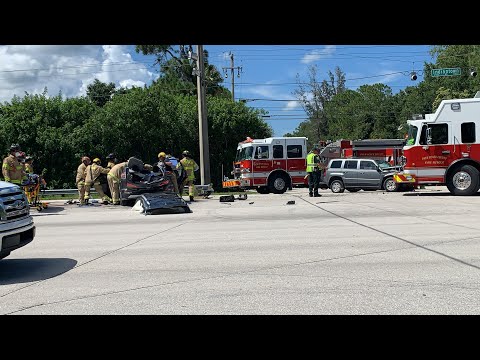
[
  {"xmin": 76, "ymin": 156, "xmax": 91, "ymax": 205},
  {"xmin": 306, "ymin": 146, "xmax": 322, "ymax": 197},
  {"xmin": 157, "ymin": 151, "xmax": 179, "ymax": 194},
  {"xmin": 2, "ymin": 144, "xmax": 25, "ymax": 185},
  {"xmin": 178, "ymin": 150, "xmax": 199, "ymax": 202},
  {"xmin": 84, "ymin": 158, "xmax": 112, "ymax": 205},
  {"xmin": 106, "ymin": 153, "xmax": 117, "ymax": 169},
  {"xmin": 107, "ymin": 161, "xmax": 128, "ymax": 205},
  {"xmin": 24, "ymin": 156, "xmax": 34, "ymax": 174}
]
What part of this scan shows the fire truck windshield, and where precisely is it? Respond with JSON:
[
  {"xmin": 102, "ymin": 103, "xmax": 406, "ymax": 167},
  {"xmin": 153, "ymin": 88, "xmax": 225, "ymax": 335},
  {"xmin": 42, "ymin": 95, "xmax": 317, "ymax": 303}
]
[
  {"xmin": 236, "ymin": 146, "xmax": 254, "ymax": 161},
  {"xmin": 406, "ymin": 125, "xmax": 418, "ymax": 145}
]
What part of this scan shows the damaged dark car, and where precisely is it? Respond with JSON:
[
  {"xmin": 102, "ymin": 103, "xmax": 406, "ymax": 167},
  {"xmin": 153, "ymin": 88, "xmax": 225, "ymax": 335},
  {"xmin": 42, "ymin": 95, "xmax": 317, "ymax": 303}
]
[{"xmin": 119, "ymin": 157, "xmax": 191, "ymax": 214}]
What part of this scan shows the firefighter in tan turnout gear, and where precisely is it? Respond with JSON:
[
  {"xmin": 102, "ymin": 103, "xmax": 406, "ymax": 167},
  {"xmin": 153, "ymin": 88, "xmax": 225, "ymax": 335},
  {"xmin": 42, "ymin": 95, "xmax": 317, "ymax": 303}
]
[
  {"xmin": 178, "ymin": 150, "xmax": 199, "ymax": 202},
  {"xmin": 84, "ymin": 158, "xmax": 112, "ymax": 205},
  {"xmin": 2, "ymin": 144, "xmax": 25, "ymax": 185},
  {"xmin": 106, "ymin": 153, "xmax": 117, "ymax": 169},
  {"xmin": 76, "ymin": 156, "xmax": 90, "ymax": 205},
  {"xmin": 107, "ymin": 161, "xmax": 127, "ymax": 205}
]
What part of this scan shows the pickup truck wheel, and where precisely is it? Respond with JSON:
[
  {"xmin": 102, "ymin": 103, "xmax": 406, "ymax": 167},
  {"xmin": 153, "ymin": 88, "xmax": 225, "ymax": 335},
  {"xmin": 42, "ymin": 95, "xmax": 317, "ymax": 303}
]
[
  {"xmin": 330, "ymin": 179, "xmax": 345, "ymax": 193},
  {"xmin": 446, "ymin": 164, "xmax": 480, "ymax": 196},
  {"xmin": 268, "ymin": 173, "xmax": 288, "ymax": 194},
  {"xmin": 256, "ymin": 186, "xmax": 270, "ymax": 194},
  {"xmin": 383, "ymin": 177, "xmax": 398, "ymax": 192}
]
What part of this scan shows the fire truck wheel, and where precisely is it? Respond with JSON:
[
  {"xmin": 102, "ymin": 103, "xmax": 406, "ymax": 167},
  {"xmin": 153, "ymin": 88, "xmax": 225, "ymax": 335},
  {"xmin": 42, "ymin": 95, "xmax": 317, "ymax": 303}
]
[
  {"xmin": 268, "ymin": 173, "xmax": 288, "ymax": 194},
  {"xmin": 256, "ymin": 186, "xmax": 270, "ymax": 194},
  {"xmin": 447, "ymin": 164, "xmax": 480, "ymax": 196},
  {"xmin": 383, "ymin": 177, "xmax": 398, "ymax": 192},
  {"xmin": 330, "ymin": 179, "xmax": 345, "ymax": 193}
]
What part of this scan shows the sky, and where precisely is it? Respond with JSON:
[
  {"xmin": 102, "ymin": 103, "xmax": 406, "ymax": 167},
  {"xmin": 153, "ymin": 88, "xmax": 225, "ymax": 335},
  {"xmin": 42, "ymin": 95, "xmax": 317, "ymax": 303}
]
[{"xmin": 0, "ymin": 45, "xmax": 435, "ymax": 136}]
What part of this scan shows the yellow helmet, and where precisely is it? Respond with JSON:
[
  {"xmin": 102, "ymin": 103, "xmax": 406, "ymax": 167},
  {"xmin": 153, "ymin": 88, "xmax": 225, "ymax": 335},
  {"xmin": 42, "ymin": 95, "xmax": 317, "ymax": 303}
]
[
  {"xmin": 158, "ymin": 152, "xmax": 166, "ymax": 158},
  {"xmin": 93, "ymin": 158, "xmax": 101, "ymax": 164}
]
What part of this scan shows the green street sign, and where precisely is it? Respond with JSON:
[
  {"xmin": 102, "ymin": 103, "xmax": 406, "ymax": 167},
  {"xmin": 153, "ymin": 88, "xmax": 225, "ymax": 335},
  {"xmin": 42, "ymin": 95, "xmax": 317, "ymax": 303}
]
[{"xmin": 431, "ymin": 68, "xmax": 462, "ymax": 77}]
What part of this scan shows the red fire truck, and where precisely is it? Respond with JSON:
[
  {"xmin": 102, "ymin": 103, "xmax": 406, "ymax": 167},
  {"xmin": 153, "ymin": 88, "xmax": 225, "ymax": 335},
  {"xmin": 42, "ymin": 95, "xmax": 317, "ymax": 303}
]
[
  {"xmin": 222, "ymin": 136, "xmax": 407, "ymax": 194},
  {"xmin": 222, "ymin": 137, "xmax": 308, "ymax": 194},
  {"xmin": 394, "ymin": 94, "xmax": 480, "ymax": 195},
  {"xmin": 321, "ymin": 139, "xmax": 405, "ymax": 166}
]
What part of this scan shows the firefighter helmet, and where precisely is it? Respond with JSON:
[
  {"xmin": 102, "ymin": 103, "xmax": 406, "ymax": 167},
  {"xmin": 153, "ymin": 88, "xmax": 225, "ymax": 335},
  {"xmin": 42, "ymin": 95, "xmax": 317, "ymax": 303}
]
[
  {"xmin": 106, "ymin": 153, "xmax": 116, "ymax": 160},
  {"xmin": 158, "ymin": 152, "xmax": 166, "ymax": 158},
  {"xmin": 93, "ymin": 158, "xmax": 101, "ymax": 164},
  {"xmin": 182, "ymin": 150, "xmax": 191, "ymax": 157},
  {"xmin": 82, "ymin": 156, "xmax": 91, "ymax": 163},
  {"xmin": 9, "ymin": 143, "xmax": 20, "ymax": 152}
]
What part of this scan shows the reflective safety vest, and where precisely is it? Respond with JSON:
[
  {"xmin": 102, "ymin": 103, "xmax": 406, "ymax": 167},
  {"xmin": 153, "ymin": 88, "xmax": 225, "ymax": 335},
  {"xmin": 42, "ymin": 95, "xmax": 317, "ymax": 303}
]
[
  {"xmin": 179, "ymin": 158, "xmax": 197, "ymax": 181},
  {"xmin": 305, "ymin": 152, "xmax": 319, "ymax": 172}
]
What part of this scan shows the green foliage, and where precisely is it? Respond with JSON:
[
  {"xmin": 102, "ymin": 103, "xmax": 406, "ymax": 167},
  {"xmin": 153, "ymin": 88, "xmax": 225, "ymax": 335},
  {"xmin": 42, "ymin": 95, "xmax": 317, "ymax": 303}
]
[
  {"xmin": 86, "ymin": 79, "xmax": 116, "ymax": 107},
  {"xmin": 292, "ymin": 65, "xmax": 346, "ymax": 145},
  {"xmin": 432, "ymin": 87, "xmax": 471, "ymax": 111},
  {"xmin": 0, "ymin": 93, "xmax": 97, "ymax": 188}
]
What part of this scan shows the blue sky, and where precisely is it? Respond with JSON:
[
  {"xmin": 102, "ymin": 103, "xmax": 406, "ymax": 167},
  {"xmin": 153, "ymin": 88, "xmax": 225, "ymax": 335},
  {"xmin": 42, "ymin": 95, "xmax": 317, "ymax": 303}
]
[
  {"xmin": 201, "ymin": 45, "xmax": 434, "ymax": 136},
  {"xmin": 0, "ymin": 45, "xmax": 434, "ymax": 137}
]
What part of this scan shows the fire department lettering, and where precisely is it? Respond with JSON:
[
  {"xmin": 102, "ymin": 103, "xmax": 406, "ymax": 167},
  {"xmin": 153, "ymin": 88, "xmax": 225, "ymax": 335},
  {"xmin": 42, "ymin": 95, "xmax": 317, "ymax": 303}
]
[{"xmin": 421, "ymin": 155, "xmax": 447, "ymax": 165}]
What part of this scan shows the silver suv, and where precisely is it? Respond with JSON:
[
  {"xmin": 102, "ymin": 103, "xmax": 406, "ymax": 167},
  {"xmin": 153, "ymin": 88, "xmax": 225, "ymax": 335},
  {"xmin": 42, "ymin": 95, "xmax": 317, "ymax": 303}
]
[
  {"xmin": 323, "ymin": 158, "xmax": 399, "ymax": 193},
  {"xmin": 0, "ymin": 181, "xmax": 35, "ymax": 259}
]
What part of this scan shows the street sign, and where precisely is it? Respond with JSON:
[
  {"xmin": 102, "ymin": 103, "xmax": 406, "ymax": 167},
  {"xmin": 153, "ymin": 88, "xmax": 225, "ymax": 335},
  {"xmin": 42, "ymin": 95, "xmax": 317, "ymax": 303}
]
[{"xmin": 431, "ymin": 68, "xmax": 462, "ymax": 77}]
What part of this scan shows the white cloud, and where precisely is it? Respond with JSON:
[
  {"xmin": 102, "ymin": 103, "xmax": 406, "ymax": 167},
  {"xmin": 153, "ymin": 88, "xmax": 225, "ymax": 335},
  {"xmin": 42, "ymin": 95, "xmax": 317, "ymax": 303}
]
[
  {"xmin": 119, "ymin": 79, "xmax": 145, "ymax": 89},
  {"xmin": 0, "ymin": 45, "xmax": 158, "ymax": 102},
  {"xmin": 301, "ymin": 46, "xmax": 336, "ymax": 64},
  {"xmin": 282, "ymin": 100, "xmax": 301, "ymax": 111}
]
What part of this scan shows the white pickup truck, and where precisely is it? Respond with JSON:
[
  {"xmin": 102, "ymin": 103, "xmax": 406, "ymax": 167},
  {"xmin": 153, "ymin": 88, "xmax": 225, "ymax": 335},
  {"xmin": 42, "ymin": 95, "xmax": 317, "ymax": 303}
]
[{"xmin": 0, "ymin": 181, "xmax": 35, "ymax": 259}]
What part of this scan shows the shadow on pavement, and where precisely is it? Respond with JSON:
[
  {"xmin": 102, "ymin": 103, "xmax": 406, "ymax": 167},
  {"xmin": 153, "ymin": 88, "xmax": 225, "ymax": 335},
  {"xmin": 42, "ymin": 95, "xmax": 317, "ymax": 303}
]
[
  {"xmin": 0, "ymin": 258, "xmax": 77, "ymax": 285},
  {"xmin": 30, "ymin": 205, "xmax": 66, "ymax": 216}
]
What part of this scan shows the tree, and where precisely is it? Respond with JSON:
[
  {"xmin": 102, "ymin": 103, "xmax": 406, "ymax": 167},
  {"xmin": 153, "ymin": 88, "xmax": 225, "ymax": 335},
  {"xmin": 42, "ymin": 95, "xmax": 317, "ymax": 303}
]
[
  {"xmin": 136, "ymin": 45, "xmax": 228, "ymax": 97},
  {"xmin": 428, "ymin": 45, "xmax": 480, "ymax": 94},
  {"xmin": 86, "ymin": 79, "xmax": 116, "ymax": 107},
  {"xmin": 292, "ymin": 65, "xmax": 346, "ymax": 146},
  {"xmin": 432, "ymin": 87, "xmax": 471, "ymax": 111}
]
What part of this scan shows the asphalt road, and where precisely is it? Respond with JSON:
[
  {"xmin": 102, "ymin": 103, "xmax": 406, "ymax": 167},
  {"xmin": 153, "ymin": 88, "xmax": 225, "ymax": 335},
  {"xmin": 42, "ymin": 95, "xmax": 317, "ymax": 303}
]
[{"xmin": 1, "ymin": 186, "xmax": 480, "ymax": 315}]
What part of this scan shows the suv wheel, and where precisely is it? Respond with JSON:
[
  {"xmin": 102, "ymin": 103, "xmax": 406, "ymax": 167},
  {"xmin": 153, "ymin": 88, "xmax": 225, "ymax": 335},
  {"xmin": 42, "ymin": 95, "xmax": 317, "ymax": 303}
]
[
  {"xmin": 383, "ymin": 177, "xmax": 398, "ymax": 192},
  {"xmin": 330, "ymin": 179, "xmax": 345, "ymax": 193}
]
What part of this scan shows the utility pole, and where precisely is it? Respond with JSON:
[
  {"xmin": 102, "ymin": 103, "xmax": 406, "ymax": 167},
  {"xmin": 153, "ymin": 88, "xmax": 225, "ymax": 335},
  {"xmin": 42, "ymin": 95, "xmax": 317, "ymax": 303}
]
[
  {"xmin": 222, "ymin": 52, "xmax": 242, "ymax": 101},
  {"xmin": 195, "ymin": 45, "xmax": 211, "ymax": 185}
]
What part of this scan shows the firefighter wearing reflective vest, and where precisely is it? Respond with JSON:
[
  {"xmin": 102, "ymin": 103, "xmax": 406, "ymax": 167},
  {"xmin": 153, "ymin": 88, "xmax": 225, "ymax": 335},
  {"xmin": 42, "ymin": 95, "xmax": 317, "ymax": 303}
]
[
  {"xmin": 178, "ymin": 150, "xmax": 198, "ymax": 202},
  {"xmin": 2, "ymin": 144, "xmax": 25, "ymax": 185},
  {"xmin": 76, "ymin": 157, "xmax": 91, "ymax": 205},
  {"xmin": 84, "ymin": 158, "xmax": 112, "ymax": 205},
  {"xmin": 305, "ymin": 147, "xmax": 321, "ymax": 197},
  {"xmin": 107, "ymin": 161, "xmax": 127, "ymax": 205}
]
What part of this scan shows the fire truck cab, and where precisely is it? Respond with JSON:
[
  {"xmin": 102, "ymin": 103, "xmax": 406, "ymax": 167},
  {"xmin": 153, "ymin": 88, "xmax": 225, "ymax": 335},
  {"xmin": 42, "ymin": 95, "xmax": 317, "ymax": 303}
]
[
  {"xmin": 222, "ymin": 137, "xmax": 308, "ymax": 194},
  {"xmin": 395, "ymin": 94, "xmax": 480, "ymax": 195}
]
